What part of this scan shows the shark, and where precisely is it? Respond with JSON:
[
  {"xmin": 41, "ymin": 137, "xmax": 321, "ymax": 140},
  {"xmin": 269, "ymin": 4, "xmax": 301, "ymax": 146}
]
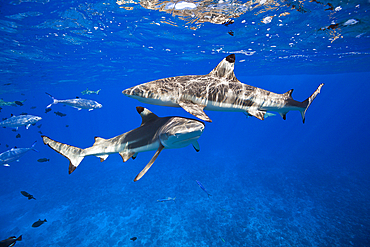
[
  {"xmin": 122, "ymin": 54, "xmax": 323, "ymax": 123},
  {"xmin": 81, "ymin": 88, "xmax": 101, "ymax": 95},
  {"xmin": 41, "ymin": 106, "xmax": 205, "ymax": 181}
]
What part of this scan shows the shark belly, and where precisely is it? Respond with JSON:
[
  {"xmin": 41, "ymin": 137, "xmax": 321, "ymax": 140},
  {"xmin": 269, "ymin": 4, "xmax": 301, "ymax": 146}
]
[
  {"xmin": 130, "ymin": 141, "xmax": 161, "ymax": 153},
  {"xmin": 82, "ymin": 140, "xmax": 161, "ymax": 157},
  {"xmin": 126, "ymin": 94, "xmax": 180, "ymax": 108},
  {"xmin": 82, "ymin": 145, "xmax": 121, "ymax": 157},
  {"xmin": 261, "ymin": 105, "xmax": 301, "ymax": 112},
  {"xmin": 259, "ymin": 96, "xmax": 305, "ymax": 113},
  {"xmin": 203, "ymin": 101, "xmax": 246, "ymax": 112}
]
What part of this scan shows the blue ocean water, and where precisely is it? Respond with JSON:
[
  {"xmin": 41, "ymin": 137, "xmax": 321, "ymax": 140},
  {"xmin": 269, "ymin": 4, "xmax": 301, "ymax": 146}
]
[{"xmin": 1, "ymin": 0, "xmax": 370, "ymax": 246}]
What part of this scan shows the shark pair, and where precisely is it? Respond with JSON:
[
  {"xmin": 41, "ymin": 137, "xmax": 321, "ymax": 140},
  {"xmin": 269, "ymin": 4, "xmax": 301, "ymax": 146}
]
[{"xmin": 42, "ymin": 54, "xmax": 323, "ymax": 181}]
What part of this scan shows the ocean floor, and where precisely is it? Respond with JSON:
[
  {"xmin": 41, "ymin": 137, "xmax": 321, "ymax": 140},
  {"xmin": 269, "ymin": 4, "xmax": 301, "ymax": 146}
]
[{"xmin": 1, "ymin": 149, "xmax": 369, "ymax": 247}]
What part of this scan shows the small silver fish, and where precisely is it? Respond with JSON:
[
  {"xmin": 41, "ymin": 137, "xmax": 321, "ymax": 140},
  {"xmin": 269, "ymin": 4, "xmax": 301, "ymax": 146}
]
[
  {"xmin": 0, "ymin": 142, "xmax": 38, "ymax": 166},
  {"xmin": 157, "ymin": 197, "xmax": 176, "ymax": 202},
  {"xmin": 81, "ymin": 88, "xmax": 101, "ymax": 95},
  {"xmin": 45, "ymin": 93, "xmax": 102, "ymax": 111},
  {"xmin": 0, "ymin": 115, "xmax": 42, "ymax": 130}
]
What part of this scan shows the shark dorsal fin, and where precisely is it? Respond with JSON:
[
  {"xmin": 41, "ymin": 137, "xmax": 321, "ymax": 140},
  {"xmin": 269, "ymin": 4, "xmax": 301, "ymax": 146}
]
[
  {"xmin": 136, "ymin": 106, "xmax": 158, "ymax": 125},
  {"xmin": 208, "ymin": 54, "xmax": 238, "ymax": 81},
  {"xmin": 93, "ymin": 137, "xmax": 106, "ymax": 146},
  {"xmin": 283, "ymin": 89, "xmax": 294, "ymax": 98}
]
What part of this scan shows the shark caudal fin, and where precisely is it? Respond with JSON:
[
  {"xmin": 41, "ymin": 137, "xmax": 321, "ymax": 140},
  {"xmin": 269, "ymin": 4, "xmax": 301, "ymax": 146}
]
[
  {"xmin": 300, "ymin": 83, "xmax": 324, "ymax": 123},
  {"xmin": 41, "ymin": 135, "xmax": 84, "ymax": 174}
]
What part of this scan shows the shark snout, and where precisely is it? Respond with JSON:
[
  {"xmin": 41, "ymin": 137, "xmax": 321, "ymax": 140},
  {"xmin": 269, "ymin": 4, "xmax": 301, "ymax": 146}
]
[{"xmin": 122, "ymin": 87, "xmax": 143, "ymax": 97}]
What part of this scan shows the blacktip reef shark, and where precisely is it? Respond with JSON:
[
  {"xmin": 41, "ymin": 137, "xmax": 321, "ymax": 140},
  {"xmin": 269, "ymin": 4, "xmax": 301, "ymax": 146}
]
[
  {"xmin": 81, "ymin": 88, "xmax": 101, "ymax": 95},
  {"xmin": 42, "ymin": 106, "xmax": 205, "ymax": 181},
  {"xmin": 122, "ymin": 54, "xmax": 323, "ymax": 123}
]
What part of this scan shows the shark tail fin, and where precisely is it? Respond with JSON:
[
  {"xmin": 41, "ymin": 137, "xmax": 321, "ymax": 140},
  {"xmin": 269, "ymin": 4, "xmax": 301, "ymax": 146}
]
[
  {"xmin": 42, "ymin": 135, "xmax": 84, "ymax": 174},
  {"xmin": 300, "ymin": 83, "xmax": 324, "ymax": 123},
  {"xmin": 45, "ymin": 92, "xmax": 58, "ymax": 108}
]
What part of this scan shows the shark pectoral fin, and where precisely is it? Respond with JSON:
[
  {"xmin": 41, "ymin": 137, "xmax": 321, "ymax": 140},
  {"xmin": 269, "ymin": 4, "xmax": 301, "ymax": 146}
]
[
  {"xmin": 134, "ymin": 144, "xmax": 165, "ymax": 182},
  {"xmin": 178, "ymin": 100, "xmax": 211, "ymax": 122},
  {"xmin": 192, "ymin": 141, "xmax": 200, "ymax": 152},
  {"xmin": 246, "ymin": 108, "xmax": 266, "ymax": 121},
  {"xmin": 119, "ymin": 151, "xmax": 135, "ymax": 162},
  {"xmin": 96, "ymin": 154, "xmax": 109, "ymax": 162}
]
